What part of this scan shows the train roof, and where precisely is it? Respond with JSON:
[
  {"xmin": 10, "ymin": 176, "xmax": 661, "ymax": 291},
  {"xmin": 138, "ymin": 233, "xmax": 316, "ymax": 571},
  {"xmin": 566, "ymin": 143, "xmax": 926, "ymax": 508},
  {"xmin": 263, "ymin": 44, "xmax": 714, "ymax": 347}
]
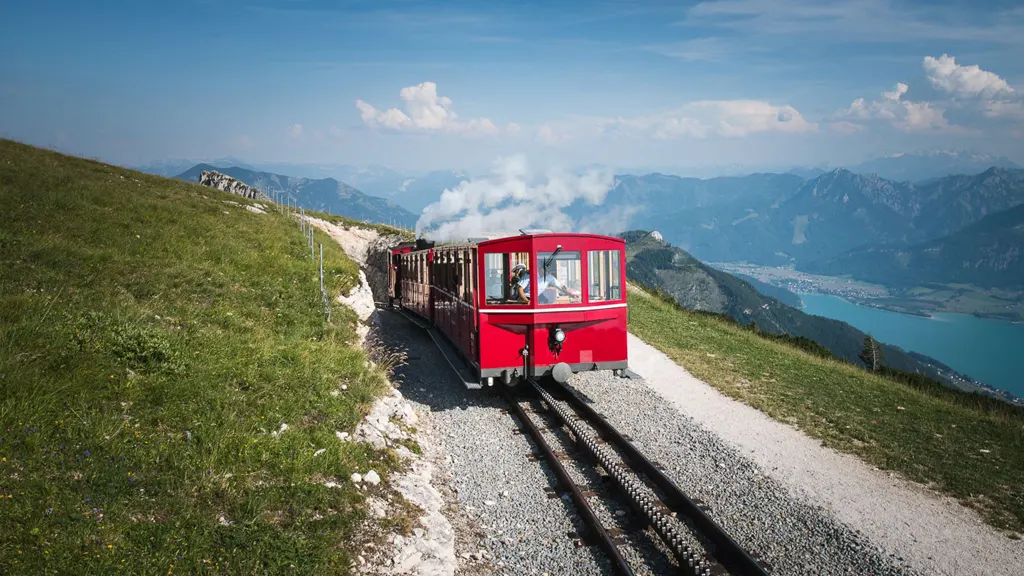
[{"xmin": 419, "ymin": 231, "xmax": 625, "ymax": 251}]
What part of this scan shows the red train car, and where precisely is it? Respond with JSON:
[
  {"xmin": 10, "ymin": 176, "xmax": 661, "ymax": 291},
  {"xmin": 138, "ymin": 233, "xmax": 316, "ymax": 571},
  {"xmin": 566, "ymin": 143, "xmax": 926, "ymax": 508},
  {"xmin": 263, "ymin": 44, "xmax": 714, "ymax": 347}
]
[
  {"xmin": 389, "ymin": 232, "xmax": 628, "ymax": 387},
  {"xmin": 387, "ymin": 241, "xmax": 418, "ymax": 306}
]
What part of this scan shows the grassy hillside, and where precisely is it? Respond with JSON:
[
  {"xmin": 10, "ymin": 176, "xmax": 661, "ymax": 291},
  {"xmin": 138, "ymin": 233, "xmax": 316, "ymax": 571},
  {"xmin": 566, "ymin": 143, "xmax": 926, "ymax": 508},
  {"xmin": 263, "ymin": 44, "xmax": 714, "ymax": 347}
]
[
  {"xmin": 628, "ymin": 288, "xmax": 1024, "ymax": 533},
  {"xmin": 0, "ymin": 140, "xmax": 396, "ymax": 574}
]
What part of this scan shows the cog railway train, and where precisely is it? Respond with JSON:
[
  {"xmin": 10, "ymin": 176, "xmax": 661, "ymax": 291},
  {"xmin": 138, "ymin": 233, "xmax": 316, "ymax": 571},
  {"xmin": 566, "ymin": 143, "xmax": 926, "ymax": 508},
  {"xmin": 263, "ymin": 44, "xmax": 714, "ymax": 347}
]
[{"xmin": 388, "ymin": 231, "xmax": 630, "ymax": 388}]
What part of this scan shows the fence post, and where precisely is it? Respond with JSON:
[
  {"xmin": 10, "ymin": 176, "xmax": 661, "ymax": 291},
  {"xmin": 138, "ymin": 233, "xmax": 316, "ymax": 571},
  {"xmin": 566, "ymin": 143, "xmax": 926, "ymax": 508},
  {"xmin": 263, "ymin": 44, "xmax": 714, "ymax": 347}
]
[{"xmin": 320, "ymin": 243, "xmax": 331, "ymax": 321}]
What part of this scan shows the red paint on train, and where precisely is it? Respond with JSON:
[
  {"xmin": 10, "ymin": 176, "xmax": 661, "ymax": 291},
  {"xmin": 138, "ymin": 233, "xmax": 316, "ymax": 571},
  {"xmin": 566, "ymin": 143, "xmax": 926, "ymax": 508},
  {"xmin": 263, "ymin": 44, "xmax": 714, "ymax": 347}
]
[{"xmin": 389, "ymin": 232, "xmax": 628, "ymax": 385}]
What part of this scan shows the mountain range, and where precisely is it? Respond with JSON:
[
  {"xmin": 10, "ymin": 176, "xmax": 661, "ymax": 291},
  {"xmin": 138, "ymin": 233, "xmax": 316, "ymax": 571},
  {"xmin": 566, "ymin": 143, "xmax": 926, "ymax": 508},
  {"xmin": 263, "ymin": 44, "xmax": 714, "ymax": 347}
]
[
  {"xmin": 137, "ymin": 148, "xmax": 1020, "ymax": 211},
  {"xmin": 175, "ymin": 164, "xmax": 418, "ymax": 228},
  {"xmin": 580, "ymin": 167, "xmax": 1024, "ymax": 287},
  {"xmin": 138, "ymin": 159, "xmax": 469, "ymax": 214},
  {"xmin": 805, "ymin": 203, "xmax": 1024, "ymax": 289},
  {"xmin": 621, "ymin": 230, "xmax": 975, "ymax": 388},
  {"xmin": 163, "ymin": 154, "xmax": 1024, "ymax": 292},
  {"xmin": 846, "ymin": 150, "xmax": 1021, "ymax": 183}
]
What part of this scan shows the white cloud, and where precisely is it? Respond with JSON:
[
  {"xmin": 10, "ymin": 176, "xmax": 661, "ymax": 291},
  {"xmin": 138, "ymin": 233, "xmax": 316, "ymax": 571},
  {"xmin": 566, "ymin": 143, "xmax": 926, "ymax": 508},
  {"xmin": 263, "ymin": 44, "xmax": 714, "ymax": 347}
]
[
  {"xmin": 355, "ymin": 82, "xmax": 500, "ymax": 137},
  {"xmin": 923, "ymin": 54, "xmax": 1014, "ymax": 100},
  {"xmin": 415, "ymin": 155, "xmax": 615, "ymax": 241},
  {"xmin": 558, "ymin": 100, "xmax": 817, "ymax": 143},
  {"xmin": 835, "ymin": 54, "xmax": 1023, "ymax": 134},
  {"xmin": 506, "ymin": 122, "xmax": 522, "ymax": 133},
  {"xmin": 647, "ymin": 37, "xmax": 743, "ymax": 61},
  {"xmin": 921, "ymin": 54, "xmax": 1024, "ymax": 123},
  {"xmin": 827, "ymin": 121, "xmax": 865, "ymax": 134},
  {"xmin": 530, "ymin": 100, "xmax": 815, "ymax": 149},
  {"xmin": 536, "ymin": 125, "xmax": 567, "ymax": 146},
  {"xmin": 984, "ymin": 100, "xmax": 1024, "ymax": 121},
  {"xmin": 287, "ymin": 123, "xmax": 303, "ymax": 138},
  {"xmin": 836, "ymin": 82, "xmax": 953, "ymax": 132}
]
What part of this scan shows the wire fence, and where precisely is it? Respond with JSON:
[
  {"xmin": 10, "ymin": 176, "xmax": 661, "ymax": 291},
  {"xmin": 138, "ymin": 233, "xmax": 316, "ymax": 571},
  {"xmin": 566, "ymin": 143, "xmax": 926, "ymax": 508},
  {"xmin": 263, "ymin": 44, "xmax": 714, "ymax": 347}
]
[{"xmin": 261, "ymin": 187, "xmax": 332, "ymax": 322}]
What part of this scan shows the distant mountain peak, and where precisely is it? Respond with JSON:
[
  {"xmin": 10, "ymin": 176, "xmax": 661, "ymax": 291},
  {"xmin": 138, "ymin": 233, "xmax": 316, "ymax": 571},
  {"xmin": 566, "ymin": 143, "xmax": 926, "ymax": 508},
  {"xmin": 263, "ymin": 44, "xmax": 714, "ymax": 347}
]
[
  {"xmin": 174, "ymin": 163, "xmax": 416, "ymax": 228},
  {"xmin": 849, "ymin": 150, "xmax": 1021, "ymax": 183}
]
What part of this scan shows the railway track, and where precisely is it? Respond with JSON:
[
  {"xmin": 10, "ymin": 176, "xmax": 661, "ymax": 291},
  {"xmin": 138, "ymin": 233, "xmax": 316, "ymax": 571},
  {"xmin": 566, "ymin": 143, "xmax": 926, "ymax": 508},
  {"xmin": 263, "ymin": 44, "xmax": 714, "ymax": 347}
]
[{"xmin": 503, "ymin": 377, "xmax": 773, "ymax": 576}]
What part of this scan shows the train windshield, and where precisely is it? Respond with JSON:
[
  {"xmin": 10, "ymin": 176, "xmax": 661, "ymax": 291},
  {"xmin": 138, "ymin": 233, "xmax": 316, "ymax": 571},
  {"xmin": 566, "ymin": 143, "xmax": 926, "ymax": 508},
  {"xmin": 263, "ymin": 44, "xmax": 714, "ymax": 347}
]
[{"xmin": 536, "ymin": 251, "xmax": 582, "ymax": 305}]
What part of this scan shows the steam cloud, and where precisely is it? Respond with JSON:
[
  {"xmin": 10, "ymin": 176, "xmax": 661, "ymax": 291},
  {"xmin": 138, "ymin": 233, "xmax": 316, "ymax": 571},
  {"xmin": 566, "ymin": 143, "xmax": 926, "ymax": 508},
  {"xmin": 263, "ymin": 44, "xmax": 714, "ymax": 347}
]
[{"xmin": 415, "ymin": 155, "xmax": 619, "ymax": 242}]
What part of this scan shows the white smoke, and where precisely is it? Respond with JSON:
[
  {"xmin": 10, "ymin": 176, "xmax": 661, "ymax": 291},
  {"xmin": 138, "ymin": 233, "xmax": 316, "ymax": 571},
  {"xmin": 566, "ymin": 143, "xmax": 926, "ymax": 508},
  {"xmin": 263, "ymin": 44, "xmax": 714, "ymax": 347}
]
[{"xmin": 415, "ymin": 155, "xmax": 616, "ymax": 242}]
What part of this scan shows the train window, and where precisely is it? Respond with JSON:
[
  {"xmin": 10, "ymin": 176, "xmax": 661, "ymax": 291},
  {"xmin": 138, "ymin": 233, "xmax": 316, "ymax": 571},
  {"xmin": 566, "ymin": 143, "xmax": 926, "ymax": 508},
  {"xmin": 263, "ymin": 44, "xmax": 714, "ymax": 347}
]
[
  {"xmin": 536, "ymin": 251, "xmax": 582, "ymax": 305},
  {"xmin": 484, "ymin": 252, "xmax": 530, "ymax": 305},
  {"xmin": 588, "ymin": 250, "xmax": 622, "ymax": 302}
]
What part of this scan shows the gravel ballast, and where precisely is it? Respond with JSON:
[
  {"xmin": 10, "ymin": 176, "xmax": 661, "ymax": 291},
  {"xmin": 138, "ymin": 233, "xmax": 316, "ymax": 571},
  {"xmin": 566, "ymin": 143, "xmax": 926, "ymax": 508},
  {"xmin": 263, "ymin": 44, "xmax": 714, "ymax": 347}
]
[
  {"xmin": 378, "ymin": 311, "xmax": 609, "ymax": 574},
  {"xmin": 378, "ymin": 308, "xmax": 948, "ymax": 575}
]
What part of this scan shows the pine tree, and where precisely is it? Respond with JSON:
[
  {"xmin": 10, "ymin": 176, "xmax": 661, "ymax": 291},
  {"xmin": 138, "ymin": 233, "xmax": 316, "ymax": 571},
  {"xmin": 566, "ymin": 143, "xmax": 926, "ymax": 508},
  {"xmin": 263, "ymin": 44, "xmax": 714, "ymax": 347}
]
[{"xmin": 859, "ymin": 335, "xmax": 882, "ymax": 372}]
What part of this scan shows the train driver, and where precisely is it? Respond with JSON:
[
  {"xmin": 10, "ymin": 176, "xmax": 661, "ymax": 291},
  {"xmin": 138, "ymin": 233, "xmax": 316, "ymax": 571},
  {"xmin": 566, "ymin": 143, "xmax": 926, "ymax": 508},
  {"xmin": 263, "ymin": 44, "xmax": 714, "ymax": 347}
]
[
  {"xmin": 538, "ymin": 269, "xmax": 580, "ymax": 304},
  {"xmin": 510, "ymin": 263, "xmax": 530, "ymax": 304}
]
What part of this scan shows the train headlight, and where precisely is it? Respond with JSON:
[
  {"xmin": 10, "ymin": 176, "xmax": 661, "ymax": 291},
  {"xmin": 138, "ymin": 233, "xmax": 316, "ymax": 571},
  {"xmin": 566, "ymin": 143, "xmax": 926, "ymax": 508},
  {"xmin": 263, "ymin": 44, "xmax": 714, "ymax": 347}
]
[{"xmin": 553, "ymin": 328, "xmax": 566, "ymax": 343}]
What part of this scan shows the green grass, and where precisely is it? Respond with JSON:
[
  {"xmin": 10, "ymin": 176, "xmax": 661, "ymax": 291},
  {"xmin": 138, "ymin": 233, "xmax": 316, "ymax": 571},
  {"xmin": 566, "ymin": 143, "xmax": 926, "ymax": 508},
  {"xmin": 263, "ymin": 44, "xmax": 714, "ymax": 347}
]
[
  {"xmin": 628, "ymin": 287, "xmax": 1024, "ymax": 534},
  {"xmin": 0, "ymin": 139, "xmax": 398, "ymax": 574}
]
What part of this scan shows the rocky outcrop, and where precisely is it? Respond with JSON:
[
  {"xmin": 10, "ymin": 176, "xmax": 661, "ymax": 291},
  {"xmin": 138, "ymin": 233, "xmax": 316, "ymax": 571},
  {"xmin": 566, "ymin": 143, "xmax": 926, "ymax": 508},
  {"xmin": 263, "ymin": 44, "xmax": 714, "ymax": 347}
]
[
  {"xmin": 365, "ymin": 237, "xmax": 408, "ymax": 303},
  {"xmin": 200, "ymin": 170, "xmax": 271, "ymax": 202}
]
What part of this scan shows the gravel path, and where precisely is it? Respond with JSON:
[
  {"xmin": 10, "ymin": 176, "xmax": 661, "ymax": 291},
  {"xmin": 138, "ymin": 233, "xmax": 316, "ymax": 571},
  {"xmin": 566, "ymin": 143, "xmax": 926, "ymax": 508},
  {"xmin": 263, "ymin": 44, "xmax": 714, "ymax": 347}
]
[{"xmin": 618, "ymin": 333, "xmax": 1024, "ymax": 576}]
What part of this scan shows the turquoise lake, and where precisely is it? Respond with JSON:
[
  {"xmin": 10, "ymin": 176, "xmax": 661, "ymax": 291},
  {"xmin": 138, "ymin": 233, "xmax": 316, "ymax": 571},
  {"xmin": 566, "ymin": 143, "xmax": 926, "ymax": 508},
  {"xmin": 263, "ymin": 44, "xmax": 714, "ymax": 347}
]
[{"xmin": 799, "ymin": 294, "xmax": 1024, "ymax": 398}]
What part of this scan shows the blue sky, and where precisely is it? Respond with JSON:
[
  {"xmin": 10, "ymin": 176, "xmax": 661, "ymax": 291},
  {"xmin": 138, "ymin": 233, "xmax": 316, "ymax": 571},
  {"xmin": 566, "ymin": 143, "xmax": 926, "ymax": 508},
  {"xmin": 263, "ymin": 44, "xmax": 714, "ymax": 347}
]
[{"xmin": 2, "ymin": 0, "xmax": 1023, "ymax": 172}]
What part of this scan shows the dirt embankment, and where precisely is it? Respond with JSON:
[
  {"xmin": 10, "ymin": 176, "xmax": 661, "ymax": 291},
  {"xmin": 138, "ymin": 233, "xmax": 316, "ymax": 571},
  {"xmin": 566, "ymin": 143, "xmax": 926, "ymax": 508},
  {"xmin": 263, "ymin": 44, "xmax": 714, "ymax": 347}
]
[{"xmin": 309, "ymin": 216, "xmax": 457, "ymax": 576}]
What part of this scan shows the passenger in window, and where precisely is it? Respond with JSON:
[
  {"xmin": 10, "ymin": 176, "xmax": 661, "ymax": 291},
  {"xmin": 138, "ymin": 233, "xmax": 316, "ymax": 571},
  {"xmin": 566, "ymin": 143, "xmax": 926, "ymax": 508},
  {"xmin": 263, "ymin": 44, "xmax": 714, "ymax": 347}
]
[{"xmin": 510, "ymin": 263, "xmax": 530, "ymax": 303}]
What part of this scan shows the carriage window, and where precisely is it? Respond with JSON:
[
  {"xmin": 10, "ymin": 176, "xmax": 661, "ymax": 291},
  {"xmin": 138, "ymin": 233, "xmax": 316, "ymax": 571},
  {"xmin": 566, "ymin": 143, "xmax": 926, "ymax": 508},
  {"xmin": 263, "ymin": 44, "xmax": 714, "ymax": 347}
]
[
  {"xmin": 536, "ymin": 251, "xmax": 582, "ymax": 306},
  {"xmin": 484, "ymin": 251, "xmax": 530, "ymax": 305},
  {"xmin": 588, "ymin": 250, "xmax": 621, "ymax": 302}
]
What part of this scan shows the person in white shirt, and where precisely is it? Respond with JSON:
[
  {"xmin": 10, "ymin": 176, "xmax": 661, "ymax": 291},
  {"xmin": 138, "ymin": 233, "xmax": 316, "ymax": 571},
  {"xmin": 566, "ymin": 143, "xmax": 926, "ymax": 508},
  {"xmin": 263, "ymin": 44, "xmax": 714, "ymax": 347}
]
[
  {"xmin": 538, "ymin": 269, "xmax": 579, "ymax": 304},
  {"xmin": 510, "ymin": 263, "xmax": 531, "ymax": 303}
]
